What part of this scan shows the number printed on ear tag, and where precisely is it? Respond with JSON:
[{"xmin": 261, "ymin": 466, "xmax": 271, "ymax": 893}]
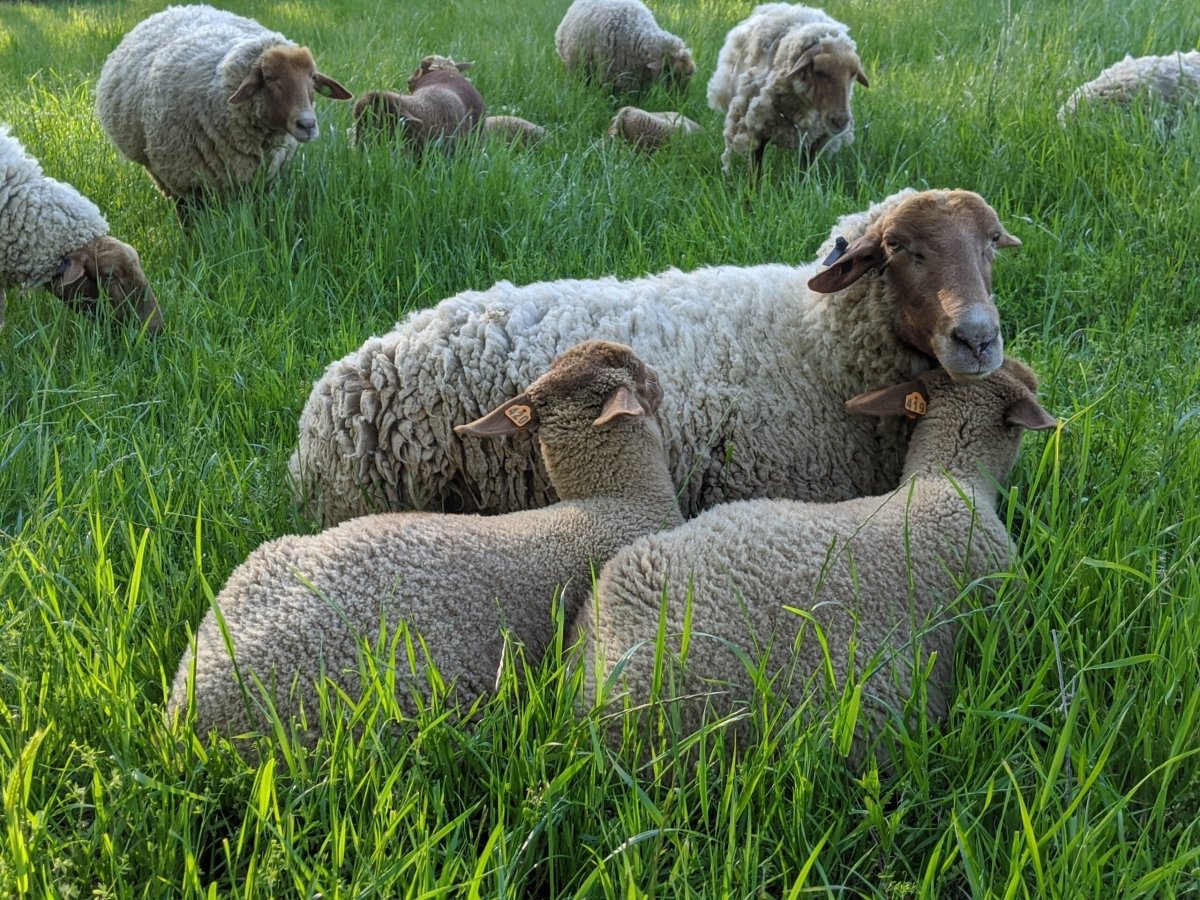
[
  {"xmin": 904, "ymin": 391, "xmax": 927, "ymax": 418},
  {"xmin": 504, "ymin": 405, "xmax": 533, "ymax": 427}
]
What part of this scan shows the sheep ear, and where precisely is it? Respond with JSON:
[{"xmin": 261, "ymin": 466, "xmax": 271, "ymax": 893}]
[
  {"xmin": 315, "ymin": 73, "xmax": 352, "ymax": 100},
  {"xmin": 594, "ymin": 385, "xmax": 644, "ymax": 427},
  {"xmin": 645, "ymin": 60, "xmax": 662, "ymax": 75},
  {"xmin": 229, "ymin": 64, "xmax": 264, "ymax": 104},
  {"xmin": 56, "ymin": 252, "xmax": 88, "ymax": 286},
  {"xmin": 1004, "ymin": 397, "xmax": 1057, "ymax": 431},
  {"xmin": 845, "ymin": 381, "xmax": 927, "ymax": 418},
  {"xmin": 455, "ymin": 393, "xmax": 538, "ymax": 438},
  {"xmin": 855, "ymin": 68, "xmax": 870, "ymax": 88},
  {"xmin": 996, "ymin": 227, "xmax": 1022, "ymax": 249},
  {"xmin": 786, "ymin": 45, "xmax": 820, "ymax": 79},
  {"xmin": 456, "ymin": 61, "xmax": 474, "ymax": 73},
  {"xmin": 807, "ymin": 234, "xmax": 885, "ymax": 293}
]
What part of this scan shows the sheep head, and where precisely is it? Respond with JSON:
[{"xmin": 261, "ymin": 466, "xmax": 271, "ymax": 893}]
[
  {"xmin": 229, "ymin": 45, "xmax": 351, "ymax": 143},
  {"xmin": 781, "ymin": 37, "xmax": 868, "ymax": 140},
  {"xmin": 407, "ymin": 55, "xmax": 473, "ymax": 92},
  {"xmin": 808, "ymin": 190, "xmax": 1022, "ymax": 380},
  {"xmin": 350, "ymin": 90, "xmax": 419, "ymax": 142},
  {"xmin": 49, "ymin": 235, "xmax": 164, "ymax": 335}
]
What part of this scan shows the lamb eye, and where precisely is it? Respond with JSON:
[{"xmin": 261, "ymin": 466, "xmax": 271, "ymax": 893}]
[
  {"xmin": 884, "ymin": 237, "xmax": 902, "ymax": 251},
  {"xmin": 990, "ymin": 231, "xmax": 1001, "ymax": 243}
]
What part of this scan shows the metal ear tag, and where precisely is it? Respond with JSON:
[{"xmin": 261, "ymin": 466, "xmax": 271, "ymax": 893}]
[
  {"xmin": 504, "ymin": 405, "xmax": 533, "ymax": 427},
  {"xmin": 821, "ymin": 235, "xmax": 849, "ymax": 266},
  {"xmin": 904, "ymin": 391, "xmax": 927, "ymax": 419}
]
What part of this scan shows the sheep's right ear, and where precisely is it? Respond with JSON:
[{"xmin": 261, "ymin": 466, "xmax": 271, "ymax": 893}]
[
  {"xmin": 1004, "ymin": 397, "xmax": 1057, "ymax": 431},
  {"xmin": 594, "ymin": 385, "xmax": 644, "ymax": 427},
  {"xmin": 455, "ymin": 61, "xmax": 474, "ymax": 73},
  {"xmin": 56, "ymin": 253, "xmax": 87, "ymax": 286},
  {"xmin": 229, "ymin": 63, "xmax": 264, "ymax": 104},
  {"xmin": 808, "ymin": 234, "xmax": 885, "ymax": 293},
  {"xmin": 845, "ymin": 381, "xmax": 927, "ymax": 418},
  {"xmin": 455, "ymin": 393, "xmax": 538, "ymax": 438}
]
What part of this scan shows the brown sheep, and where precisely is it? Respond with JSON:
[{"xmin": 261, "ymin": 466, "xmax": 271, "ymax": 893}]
[{"xmin": 350, "ymin": 56, "xmax": 486, "ymax": 152}]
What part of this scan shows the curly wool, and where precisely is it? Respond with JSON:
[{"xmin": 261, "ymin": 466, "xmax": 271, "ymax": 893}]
[
  {"xmin": 1058, "ymin": 50, "xmax": 1200, "ymax": 123},
  {"xmin": 0, "ymin": 125, "xmax": 108, "ymax": 288},
  {"xmin": 554, "ymin": 0, "xmax": 694, "ymax": 92},
  {"xmin": 95, "ymin": 5, "xmax": 301, "ymax": 198}
]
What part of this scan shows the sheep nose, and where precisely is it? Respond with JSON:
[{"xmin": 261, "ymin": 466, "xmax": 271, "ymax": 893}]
[
  {"xmin": 827, "ymin": 111, "xmax": 850, "ymax": 132},
  {"xmin": 952, "ymin": 322, "xmax": 1001, "ymax": 360},
  {"xmin": 294, "ymin": 111, "xmax": 318, "ymax": 141}
]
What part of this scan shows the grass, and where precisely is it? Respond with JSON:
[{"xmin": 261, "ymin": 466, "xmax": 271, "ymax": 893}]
[{"xmin": 1, "ymin": 0, "xmax": 1198, "ymax": 895}]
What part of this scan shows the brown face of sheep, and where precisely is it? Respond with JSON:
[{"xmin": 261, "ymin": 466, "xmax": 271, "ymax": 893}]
[
  {"xmin": 788, "ymin": 43, "xmax": 869, "ymax": 137},
  {"xmin": 229, "ymin": 46, "xmax": 351, "ymax": 143},
  {"xmin": 49, "ymin": 235, "xmax": 164, "ymax": 335},
  {"xmin": 807, "ymin": 190, "xmax": 1022, "ymax": 380}
]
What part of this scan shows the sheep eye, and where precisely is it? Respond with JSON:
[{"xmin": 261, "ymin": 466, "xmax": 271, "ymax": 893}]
[
  {"xmin": 990, "ymin": 231, "xmax": 1001, "ymax": 243},
  {"xmin": 884, "ymin": 237, "xmax": 902, "ymax": 251},
  {"xmin": 814, "ymin": 71, "xmax": 831, "ymax": 83}
]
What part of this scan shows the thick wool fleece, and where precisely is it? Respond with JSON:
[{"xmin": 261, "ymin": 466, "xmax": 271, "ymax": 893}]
[
  {"xmin": 0, "ymin": 126, "xmax": 108, "ymax": 288},
  {"xmin": 1058, "ymin": 50, "xmax": 1200, "ymax": 123},
  {"xmin": 555, "ymin": 0, "xmax": 693, "ymax": 92},
  {"xmin": 171, "ymin": 343, "xmax": 684, "ymax": 741},
  {"xmin": 290, "ymin": 189, "xmax": 942, "ymax": 526},
  {"xmin": 707, "ymin": 3, "xmax": 861, "ymax": 164},
  {"xmin": 95, "ymin": 5, "xmax": 300, "ymax": 198},
  {"xmin": 578, "ymin": 364, "xmax": 1042, "ymax": 759}
]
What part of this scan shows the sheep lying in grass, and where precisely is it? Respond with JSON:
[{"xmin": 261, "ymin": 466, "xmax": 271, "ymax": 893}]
[
  {"xmin": 94, "ymin": 4, "xmax": 351, "ymax": 203},
  {"xmin": 170, "ymin": 341, "xmax": 683, "ymax": 742},
  {"xmin": 350, "ymin": 56, "xmax": 486, "ymax": 152},
  {"xmin": 483, "ymin": 115, "xmax": 548, "ymax": 147},
  {"xmin": 577, "ymin": 358, "xmax": 1057, "ymax": 761},
  {"xmin": 607, "ymin": 107, "xmax": 702, "ymax": 150},
  {"xmin": 0, "ymin": 125, "xmax": 162, "ymax": 333},
  {"xmin": 707, "ymin": 3, "xmax": 868, "ymax": 173},
  {"xmin": 555, "ymin": 0, "xmax": 695, "ymax": 93},
  {"xmin": 1057, "ymin": 51, "xmax": 1200, "ymax": 124},
  {"xmin": 290, "ymin": 188, "xmax": 1022, "ymax": 527}
]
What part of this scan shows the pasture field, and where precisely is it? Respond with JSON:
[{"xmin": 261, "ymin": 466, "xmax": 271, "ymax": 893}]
[{"xmin": 1, "ymin": 0, "xmax": 1198, "ymax": 895}]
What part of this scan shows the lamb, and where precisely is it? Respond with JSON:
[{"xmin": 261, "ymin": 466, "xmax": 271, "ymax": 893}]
[
  {"xmin": 483, "ymin": 115, "xmax": 549, "ymax": 147},
  {"xmin": 94, "ymin": 4, "xmax": 351, "ymax": 203},
  {"xmin": 554, "ymin": 0, "xmax": 695, "ymax": 94},
  {"xmin": 707, "ymin": 3, "xmax": 869, "ymax": 173},
  {"xmin": 607, "ymin": 107, "xmax": 702, "ymax": 150},
  {"xmin": 289, "ymin": 188, "xmax": 1023, "ymax": 527},
  {"xmin": 170, "ymin": 341, "xmax": 683, "ymax": 741},
  {"xmin": 1057, "ymin": 51, "xmax": 1200, "ymax": 124},
  {"xmin": 577, "ymin": 358, "xmax": 1057, "ymax": 760},
  {"xmin": 349, "ymin": 56, "xmax": 486, "ymax": 152},
  {"xmin": 0, "ymin": 125, "xmax": 162, "ymax": 333}
]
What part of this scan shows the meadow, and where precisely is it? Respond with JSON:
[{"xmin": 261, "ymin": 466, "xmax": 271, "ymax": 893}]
[{"xmin": 1, "ymin": 0, "xmax": 1198, "ymax": 895}]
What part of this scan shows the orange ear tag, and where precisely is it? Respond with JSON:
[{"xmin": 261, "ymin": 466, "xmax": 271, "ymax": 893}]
[
  {"xmin": 504, "ymin": 405, "xmax": 533, "ymax": 428},
  {"xmin": 904, "ymin": 391, "xmax": 927, "ymax": 420}
]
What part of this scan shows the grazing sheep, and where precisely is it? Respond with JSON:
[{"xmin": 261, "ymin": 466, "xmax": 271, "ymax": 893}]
[
  {"xmin": 577, "ymin": 358, "xmax": 1057, "ymax": 760},
  {"xmin": 707, "ymin": 3, "xmax": 869, "ymax": 173},
  {"xmin": 607, "ymin": 107, "xmax": 702, "ymax": 150},
  {"xmin": 555, "ymin": 0, "xmax": 695, "ymax": 93},
  {"xmin": 483, "ymin": 115, "xmax": 549, "ymax": 147},
  {"xmin": 0, "ymin": 125, "xmax": 162, "ymax": 333},
  {"xmin": 350, "ymin": 56, "xmax": 486, "ymax": 152},
  {"xmin": 170, "ymin": 341, "xmax": 684, "ymax": 742},
  {"xmin": 290, "ymin": 188, "xmax": 1022, "ymax": 527},
  {"xmin": 94, "ymin": 4, "xmax": 351, "ymax": 202},
  {"xmin": 1057, "ymin": 51, "xmax": 1200, "ymax": 124}
]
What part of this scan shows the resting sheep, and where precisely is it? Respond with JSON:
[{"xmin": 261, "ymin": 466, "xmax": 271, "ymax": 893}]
[
  {"xmin": 607, "ymin": 107, "xmax": 702, "ymax": 150},
  {"xmin": 483, "ymin": 115, "xmax": 549, "ymax": 147},
  {"xmin": 707, "ymin": 3, "xmax": 868, "ymax": 173},
  {"xmin": 170, "ymin": 341, "xmax": 683, "ymax": 741},
  {"xmin": 1057, "ymin": 51, "xmax": 1200, "ymax": 124},
  {"xmin": 289, "ymin": 188, "xmax": 1022, "ymax": 527},
  {"xmin": 350, "ymin": 56, "xmax": 485, "ymax": 152},
  {"xmin": 0, "ymin": 125, "xmax": 162, "ymax": 333},
  {"xmin": 555, "ymin": 0, "xmax": 695, "ymax": 93},
  {"xmin": 94, "ymin": 4, "xmax": 351, "ymax": 203},
  {"xmin": 577, "ymin": 358, "xmax": 1057, "ymax": 760}
]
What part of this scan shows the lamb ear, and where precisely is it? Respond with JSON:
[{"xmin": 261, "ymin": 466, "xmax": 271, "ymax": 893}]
[
  {"xmin": 1004, "ymin": 396, "xmax": 1057, "ymax": 431},
  {"xmin": 456, "ymin": 61, "xmax": 474, "ymax": 73},
  {"xmin": 57, "ymin": 253, "xmax": 88, "ymax": 286},
  {"xmin": 996, "ymin": 227, "xmax": 1022, "ymax": 249},
  {"xmin": 315, "ymin": 73, "xmax": 352, "ymax": 100},
  {"xmin": 845, "ymin": 381, "xmax": 927, "ymax": 418},
  {"xmin": 808, "ymin": 234, "xmax": 885, "ymax": 293},
  {"xmin": 229, "ymin": 64, "xmax": 264, "ymax": 104},
  {"xmin": 594, "ymin": 385, "xmax": 644, "ymax": 427},
  {"xmin": 855, "ymin": 68, "xmax": 870, "ymax": 88},
  {"xmin": 454, "ymin": 393, "xmax": 538, "ymax": 438}
]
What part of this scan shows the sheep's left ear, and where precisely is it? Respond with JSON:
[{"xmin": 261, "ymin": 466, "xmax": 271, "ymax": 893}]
[
  {"xmin": 1004, "ymin": 397, "xmax": 1057, "ymax": 431},
  {"xmin": 594, "ymin": 385, "xmax": 645, "ymax": 427},
  {"xmin": 855, "ymin": 68, "xmax": 870, "ymax": 88},
  {"xmin": 455, "ymin": 393, "xmax": 537, "ymax": 438},
  {"xmin": 808, "ymin": 233, "xmax": 885, "ymax": 293},
  {"xmin": 229, "ymin": 63, "xmax": 264, "ymax": 104},
  {"xmin": 996, "ymin": 226, "xmax": 1022, "ymax": 249},
  {"xmin": 786, "ymin": 44, "xmax": 820, "ymax": 79},
  {"xmin": 315, "ymin": 73, "xmax": 352, "ymax": 100},
  {"xmin": 455, "ymin": 61, "xmax": 474, "ymax": 73},
  {"xmin": 845, "ymin": 380, "xmax": 927, "ymax": 419}
]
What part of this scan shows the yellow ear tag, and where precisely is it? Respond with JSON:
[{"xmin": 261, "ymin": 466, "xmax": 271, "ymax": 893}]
[
  {"xmin": 904, "ymin": 391, "xmax": 927, "ymax": 419},
  {"xmin": 504, "ymin": 405, "xmax": 533, "ymax": 428}
]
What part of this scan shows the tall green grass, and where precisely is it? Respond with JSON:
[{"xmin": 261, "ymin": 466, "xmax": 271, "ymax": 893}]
[{"xmin": 2, "ymin": 0, "xmax": 1198, "ymax": 895}]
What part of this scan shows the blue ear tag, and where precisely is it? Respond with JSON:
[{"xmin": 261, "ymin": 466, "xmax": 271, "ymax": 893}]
[{"xmin": 822, "ymin": 236, "xmax": 849, "ymax": 266}]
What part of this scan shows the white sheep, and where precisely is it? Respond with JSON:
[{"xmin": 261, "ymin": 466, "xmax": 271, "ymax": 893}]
[
  {"xmin": 577, "ymin": 358, "xmax": 1057, "ymax": 761},
  {"xmin": 349, "ymin": 56, "xmax": 486, "ymax": 152},
  {"xmin": 707, "ymin": 3, "xmax": 869, "ymax": 173},
  {"xmin": 0, "ymin": 125, "xmax": 162, "ymax": 333},
  {"xmin": 1057, "ymin": 51, "xmax": 1200, "ymax": 124},
  {"xmin": 607, "ymin": 106, "xmax": 702, "ymax": 151},
  {"xmin": 170, "ymin": 341, "xmax": 684, "ymax": 742},
  {"xmin": 554, "ymin": 0, "xmax": 695, "ymax": 94},
  {"xmin": 289, "ymin": 188, "xmax": 1023, "ymax": 527},
  {"xmin": 94, "ymin": 4, "xmax": 351, "ymax": 203}
]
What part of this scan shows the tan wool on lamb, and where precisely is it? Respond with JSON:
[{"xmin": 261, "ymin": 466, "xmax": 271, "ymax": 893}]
[
  {"xmin": 607, "ymin": 107, "xmax": 702, "ymax": 150},
  {"xmin": 1058, "ymin": 51, "xmax": 1200, "ymax": 124},
  {"xmin": 483, "ymin": 115, "xmax": 549, "ymax": 147},
  {"xmin": 170, "ymin": 341, "xmax": 684, "ymax": 743},
  {"xmin": 578, "ymin": 358, "xmax": 1057, "ymax": 762},
  {"xmin": 555, "ymin": 0, "xmax": 695, "ymax": 93},
  {"xmin": 350, "ymin": 56, "xmax": 486, "ymax": 152}
]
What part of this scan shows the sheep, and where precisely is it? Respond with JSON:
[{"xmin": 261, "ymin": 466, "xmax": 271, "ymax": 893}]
[
  {"xmin": 94, "ymin": 4, "xmax": 351, "ymax": 203},
  {"xmin": 349, "ymin": 56, "xmax": 486, "ymax": 152},
  {"xmin": 576, "ymin": 358, "xmax": 1057, "ymax": 761},
  {"xmin": 289, "ymin": 188, "xmax": 1023, "ymax": 527},
  {"xmin": 554, "ymin": 0, "xmax": 695, "ymax": 94},
  {"xmin": 170, "ymin": 341, "xmax": 684, "ymax": 742},
  {"xmin": 1057, "ymin": 51, "xmax": 1200, "ymax": 124},
  {"xmin": 706, "ymin": 3, "xmax": 869, "ymax": 174},
  {"xmin": 483, "ymin": 115, "xmax": 549, "ymax": 147},
  {"xmin": 0, "ymin": 125, "xmax": 162, "ymax": 333},
  {"xmin": 607, "ymin": 107, "xmax": 702, "ymax": 150}
]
